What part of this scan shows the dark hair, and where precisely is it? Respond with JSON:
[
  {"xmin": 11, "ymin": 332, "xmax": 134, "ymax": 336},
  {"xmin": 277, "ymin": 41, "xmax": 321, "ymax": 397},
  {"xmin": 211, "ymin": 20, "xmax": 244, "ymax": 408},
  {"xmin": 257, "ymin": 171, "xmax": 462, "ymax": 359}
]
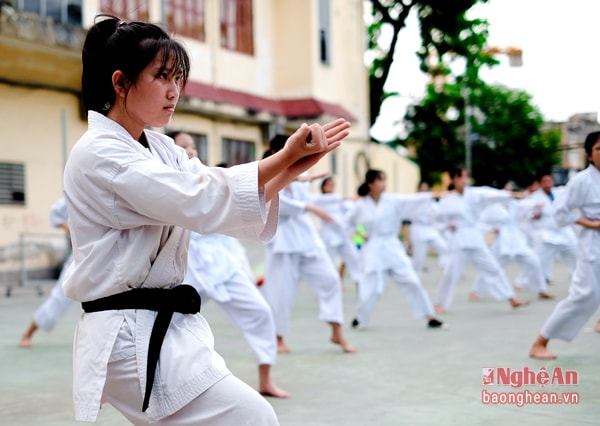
[
  {"xmin": 81, "ymin": 14, "xmax": 190, "ymax": 116},
  {"xmin": 584, "ymin": 131, "xmax": 600, "ymax": 156},
  {"xmin": 448, "ymin": 165, "xmax": 467, "ymax": 180},
  {"xmin": 166, "ymin": 130, "xmax": 185, "ymax": 140},
  {"xmin": 263, "ymin": 134, "xmax": 289, "ymax": 159},
  {"xmin": 357, "ymin": 169, "xmax": 384, "ymax": 196},
  {"xmin": 320, "ymin": 176, "xmax": 333, "ymax": 193}
]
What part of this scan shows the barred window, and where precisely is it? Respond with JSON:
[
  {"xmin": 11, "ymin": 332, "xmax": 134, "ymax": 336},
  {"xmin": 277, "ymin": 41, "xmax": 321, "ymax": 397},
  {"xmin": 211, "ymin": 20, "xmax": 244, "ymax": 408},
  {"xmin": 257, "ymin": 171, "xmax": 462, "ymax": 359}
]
[
  {"xmin": 220, "ymin": 0, "xmax": 254, "ymax": 55},
  {"xmin": 100, "ymin": 0, "xmax": 149, "ymax": 22},
  {"xmin": 222, "ymin": 138, "xmax": 255, "ymax": 166},
  {"xmin": 0, "ymin": 162, "xmax": 26, "ymax": 206},
  {"xmin": 166, "ymin": 0, "xmax": 205, "ymax": 41},
  {"xmin": 15, "ymin": 0, "xmax": 82, "ymax": 25}
]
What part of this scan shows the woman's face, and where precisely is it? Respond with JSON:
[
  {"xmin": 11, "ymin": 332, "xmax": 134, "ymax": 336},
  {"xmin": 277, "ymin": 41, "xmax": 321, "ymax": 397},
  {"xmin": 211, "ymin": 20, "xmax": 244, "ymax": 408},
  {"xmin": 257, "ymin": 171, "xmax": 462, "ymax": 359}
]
[
  {"xmin": 452, "ymin": 170, "xmax": 469, "ymax": 191},
  {"xmin": 369, "ymin": 174, "xmax": 386, "ymax": 194},
  {"xmin": 588, "ymin": 139, "xmax": 600, "ymax": 169},
  {"xmin": 118, "ymin": 54, "xmax": 183, "ymax": 136},
  {"xmin": 322, "ymin": 179, "xmax": 335, "ymax": 193}
]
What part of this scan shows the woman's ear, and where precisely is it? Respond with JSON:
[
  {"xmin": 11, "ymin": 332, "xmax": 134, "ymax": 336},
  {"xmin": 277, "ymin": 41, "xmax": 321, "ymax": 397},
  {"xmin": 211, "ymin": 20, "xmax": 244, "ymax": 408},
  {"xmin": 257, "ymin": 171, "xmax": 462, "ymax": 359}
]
[{"xmin": 111, "ymin": 70, "xmax": 128, "ymax": 97}]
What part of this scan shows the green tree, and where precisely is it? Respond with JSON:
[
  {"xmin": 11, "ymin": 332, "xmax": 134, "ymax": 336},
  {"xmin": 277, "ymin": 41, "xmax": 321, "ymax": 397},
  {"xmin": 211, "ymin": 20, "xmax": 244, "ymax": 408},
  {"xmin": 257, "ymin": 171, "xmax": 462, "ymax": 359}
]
[{"xmin": 365, "ymin": 0, "xmax": 489, "ymax": 127}]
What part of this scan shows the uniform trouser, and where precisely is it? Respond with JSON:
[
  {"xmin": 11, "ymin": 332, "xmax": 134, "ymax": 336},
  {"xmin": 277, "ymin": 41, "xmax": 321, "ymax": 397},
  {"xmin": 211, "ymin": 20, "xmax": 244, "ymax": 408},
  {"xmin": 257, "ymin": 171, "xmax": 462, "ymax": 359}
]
[
  {"xmin": 103, "ymin": 357, "xmax": 279, "ymax": 425},
  {"xmin": 410, "ymin": 235, "xmax": 447, "ymax": 276},
  {"xmin": 261, "ymin": 247, "xmax": 344, "ymax": 337},
  {"xmin": 33, "ymin": 255, "xmax": 73, "ymax": 332},
  {"xmin": 326, "ymin": 241, "xmax": 362, "ymax": 283},
  {"xmin": 535, "ymin": 241, "xmax": 577, "ymax": 282},
  {"xmin": 212, "ymin": 271, "xmax": 277, "ymax": 366},
  {"xmin": 540, "ymin": 260, "xmax": 600, "ymax": 341},
  {"xmin": 435, "ymin": 247, "xmax": 515, "ymax": 309},
  {"xmin": 471, "ymin": 251, "xmax": 548, "ymax": 296},
  {"xmin": 355, "ymin": 264, "xmax": 435, "ymax": 326}
]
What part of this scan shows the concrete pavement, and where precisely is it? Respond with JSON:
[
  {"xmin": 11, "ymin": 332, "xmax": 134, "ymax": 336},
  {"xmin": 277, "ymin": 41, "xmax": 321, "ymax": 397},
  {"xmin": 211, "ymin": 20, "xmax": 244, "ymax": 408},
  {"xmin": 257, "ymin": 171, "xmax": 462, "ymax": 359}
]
[{"xmin": 1, "ymin": 241, "xmax": 598, "ymax": 425}]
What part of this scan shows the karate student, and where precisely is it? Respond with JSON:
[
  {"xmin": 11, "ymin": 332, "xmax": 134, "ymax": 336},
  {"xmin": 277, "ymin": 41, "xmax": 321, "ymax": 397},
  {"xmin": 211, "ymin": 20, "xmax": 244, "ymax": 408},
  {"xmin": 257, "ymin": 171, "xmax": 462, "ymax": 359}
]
[
  {"xmin": 408, "ymin": 181, "xmax": 448, "ymax": 276},
  {"xmin": 346, "ymin": 169, "xmax": 445, "ymax": 329},
  {"xmin": 171, "ymin": 132, "xmax": 289, "ymax": 398},
  {"xmin": 310, "ymin": 176, "xmax": 361, "ymax": 282},
  {"xmin": 469, "ymin": 182, "xmax": 554, "ymax": 301},
  {"xmin": 433, "ymin": 166, "xmax": 529, "ymax": 313},
  {"xmin": 260, "ymin": 135, "xmax": 355, "ymax": 355},
  {"xmin": 529, "ymin": 131, "xmax": 600, "ymax": 359},
  {"xmin": 526, "ymin": 172, "xmax": 577, "ymax": 283},
  {"xmin": 62, "ymin": 15, "xmax": 349, "ymax": 425},
  {"xmin": 19, "ymin": 197, "xmax": 74, "ymax": 348}
]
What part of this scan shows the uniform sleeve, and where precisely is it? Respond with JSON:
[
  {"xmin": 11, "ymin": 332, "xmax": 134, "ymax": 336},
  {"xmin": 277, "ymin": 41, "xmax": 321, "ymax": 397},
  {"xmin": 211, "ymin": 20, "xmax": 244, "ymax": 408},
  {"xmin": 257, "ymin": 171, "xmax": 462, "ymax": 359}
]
[
  {"xmin": 49, "ymin": 197, "xmax": 69, "ymax": 228},
  {"xmin": 278, "ymin": 190, "xmax": 307, "ymax": 218},
  {"xmin": 553, "ymin": 176, "xmax": 584, "ymax": 227},
  {"xmin": 391, "ymin": 192, "xmax": 433, "ymax": 221}
]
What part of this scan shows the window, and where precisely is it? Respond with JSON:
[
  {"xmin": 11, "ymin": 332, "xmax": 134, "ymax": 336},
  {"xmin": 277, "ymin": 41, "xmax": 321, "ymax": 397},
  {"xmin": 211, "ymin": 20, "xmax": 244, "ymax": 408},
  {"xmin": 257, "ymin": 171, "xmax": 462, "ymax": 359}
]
[
  {"xmin": 0, "ymin": 162, "xmax": 26, "ymax": 206},
  {"xmin": 318, "ymin": 0, "xmax": 330, "ymax": 65},
  {"xmin": 166, "ymin": 0, "xmax": 205, "ymax": 41},
  {"xmin": 15, "ymin": 0, "xmax": 82, "ymax": 25},
  {"xmin": 100, "ymin": 0, "xmax": 149, "ymax": 22},
  {"xmin": 220, "ymin": 0, "xmax": 254, "ymax": 55},
  {"xmin": 222, "ymin": 138, "xmax": 255, "ymax": 166}
]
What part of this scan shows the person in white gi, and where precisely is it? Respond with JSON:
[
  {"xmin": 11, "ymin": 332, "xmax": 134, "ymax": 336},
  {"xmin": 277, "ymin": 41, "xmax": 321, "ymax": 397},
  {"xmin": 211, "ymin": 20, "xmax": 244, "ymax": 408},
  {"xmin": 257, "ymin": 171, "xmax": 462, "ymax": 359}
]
[
  {"xmin": 310, "ymin": 176, "xmax": 361, "ymax": 283},
  {"xmin": 526, "ymin": 173, "xmax": 577, "ymax": 283},
  {"xmin": 434, "ymin": 166, "xmax": 529, "ymax": 313},
  {"xmin": 63, "ymin": 16, "xmax": 350, "ymax": 425},
  {"xmin": 345, "ymin": 169, "xmax": 445, "ymax": 329},
  {"xmin": 529, "ymin": 131, "xmax": 600, "ymax": 359},
  {"xmin": 408, "ymin": 182, "xmax": 448, "ymax": 277},
  {"xmin": 260, "ymin": 135, "xmax": 355, "ymax": 355},
  {"xmin": 19, "ymin": 197, "xmax": 74, "ymax": 348},
  {"xmin": 469, "ymin": 184, "xmax": 554, "ymax": 301},
  {"xmin": 172, "ymin": 131, "xmax": 290, "ymax": 398}
]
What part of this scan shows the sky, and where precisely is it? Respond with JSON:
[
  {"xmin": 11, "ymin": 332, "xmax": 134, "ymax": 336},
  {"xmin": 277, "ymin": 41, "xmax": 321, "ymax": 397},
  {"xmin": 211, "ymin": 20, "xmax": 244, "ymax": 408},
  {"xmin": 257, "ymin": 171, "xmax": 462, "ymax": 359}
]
[{"xmin": 369, "ymin": 0, "xmax": 600, "ymax": 142}]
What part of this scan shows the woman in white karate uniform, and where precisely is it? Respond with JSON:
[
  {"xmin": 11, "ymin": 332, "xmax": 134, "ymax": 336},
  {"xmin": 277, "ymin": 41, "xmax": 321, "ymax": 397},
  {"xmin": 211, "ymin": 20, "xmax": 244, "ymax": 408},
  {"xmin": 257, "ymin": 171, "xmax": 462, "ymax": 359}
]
[
  {"xmin": 172, "ymin": 132, "xmax": 289, "ymax": 398},
  {"xmin": 529, "ymin": 131, "xmax": 600, "ymax": 360},
  {"xmin": 19, "ymin": 197, "xmax": 74, "ymax": 348},
  {"xmin": 408, "ymin": 182, "xmax": 448, "ymax": 276},
  {"xmin": 310, "ymin": 176, "xmax": 361, "ymax": 283},
  {"xmin": 62, "ymin": 15, "xmax": 349, "ymax": 425},
  {"xmin": 469, "ymin": 188, "xmax": 553, "ymax": 301},
  {"xmin": 260, "ymin": 135, "xmax": 355, "ymax": 355},
  {"xmin": 433, "ymin": 166, "xmax": 529, "ymax": 313},
  {"xmin": 525, "ymin": 173, "xmax": 577, "ymax": 283},
  {"xmin": 345, "ymin": 169, "xmax": 444, "ymax": 329}
]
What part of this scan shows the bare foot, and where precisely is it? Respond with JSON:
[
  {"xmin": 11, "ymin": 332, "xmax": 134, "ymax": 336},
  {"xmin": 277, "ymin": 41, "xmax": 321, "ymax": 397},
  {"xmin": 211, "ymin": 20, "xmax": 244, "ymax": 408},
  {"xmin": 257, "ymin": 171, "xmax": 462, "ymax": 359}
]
[
  {"xmin": 434, "ymin": 305, "xmax": 446, "ymax": 314},
  {"xmin": 538, "ymin": 292, "xmax": 555, "ymax": 300},
  {"xmin": 595, "ymin": 320, "xmax": 600, "ymax": 333},
  {"xmin": 513, "ymin": 285, "xmax": 522, "ymax": 292},
  {"xmin": 330, "ymin": 336, "xmax": 356, "ymax": 353},
  {"xmin": 19, "ymin": 336, "xmax": 32, "ymax": 348},
  {"xmin": 468, "ymin": 292, "xmax": 480, "ymax": 302},
  {"xmin": 259, "ymin": 383, "xmax": 292, "ymax": 398},
  {"xmin": 277, "ymin": 341, "xmax": 291, "ymax": 354},
  {"xmin": 510, "ymin": 298, "xmax": 530, "ymax": 309},
  {"xmin": 529, "ymin": 342, "xmax": 557, "ymax": 360}
]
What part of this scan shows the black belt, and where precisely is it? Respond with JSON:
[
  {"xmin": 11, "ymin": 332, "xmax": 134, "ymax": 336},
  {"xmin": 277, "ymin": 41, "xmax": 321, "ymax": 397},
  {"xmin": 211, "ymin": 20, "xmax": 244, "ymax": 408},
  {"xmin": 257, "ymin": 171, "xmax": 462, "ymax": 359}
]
[{"xmin": 82, "ymin": 284, "xmax": 201, "ymax": 412}]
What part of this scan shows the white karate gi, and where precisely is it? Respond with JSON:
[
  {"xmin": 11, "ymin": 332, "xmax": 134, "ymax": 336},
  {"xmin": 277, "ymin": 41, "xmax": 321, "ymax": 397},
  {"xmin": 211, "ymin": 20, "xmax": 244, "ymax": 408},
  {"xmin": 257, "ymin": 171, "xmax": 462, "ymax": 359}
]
[
  {"xmin": 32, "ymin": 197, "xmax": 73, "ymax": 332},
  {"xmin": 185, "ymin": 232, "xmax": 277, "ymax": 366},
  {"xmin": 540, "ymin": 165, "xmax": 600, "ymax": 341},
  {"xmin": 260, "ymin": 180, "xmax": 344, "ymax": 337},
  {"xmin": 62, "ymin": 112, "xmax": 279, "ymax": 424},
  {"xmin": 345, "ymin": 193, "xmax": 436, "ymax": 326},
  {"xmin": 527, "ymin": 187, "xmax": 577, "ymax": 281},
  {"xmin": 434, "ymin": 187, "xmax": 516, "ymax": 309},
  {"xmin": 310, "ymin": 193, "xmax": 361, "ymax": 282},
  {"xmin": 408, "ymin": 198, "xmax": 448, "ymax": 276},
  {"xmin": 471, "ymin": 199, "xmax": 547, "ymax": 296}
]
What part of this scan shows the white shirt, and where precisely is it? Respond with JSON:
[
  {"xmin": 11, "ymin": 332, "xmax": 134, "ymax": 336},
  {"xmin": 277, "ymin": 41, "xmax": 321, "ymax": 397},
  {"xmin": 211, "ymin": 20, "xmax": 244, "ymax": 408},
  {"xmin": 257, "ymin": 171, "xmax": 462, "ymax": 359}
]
[
  {"xmin": 478, "ymin": 199, "xmax": 535, "ymax": 257},
  {"xmin": 62, "ymin": 112, "xmax": 278, "ymax": 422},
  {"xmin": 310, "ymin": 193, "xmax": 355, "ymax": 248},
  {"xmin": 345, "ymin": 192, "xmax": 432, "ymax": 273},
  {"xmin": 527, "ymin": 187, "xmax": 576, "ymax": 245},
  {"xmin": 435, "ymin": 187, "xmax": 511, "ymax": 249},
  {"xmin": 553, "ymin": 165, "xmax": 600, "ymax": 263}
]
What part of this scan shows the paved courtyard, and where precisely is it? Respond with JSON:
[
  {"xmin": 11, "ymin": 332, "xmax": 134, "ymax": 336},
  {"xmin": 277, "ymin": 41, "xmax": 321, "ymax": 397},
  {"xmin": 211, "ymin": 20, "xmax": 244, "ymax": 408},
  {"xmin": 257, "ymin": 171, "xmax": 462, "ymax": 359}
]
[{"xmin": 1, "ymin": 241, "xmax": 598, "ymax": 425}]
